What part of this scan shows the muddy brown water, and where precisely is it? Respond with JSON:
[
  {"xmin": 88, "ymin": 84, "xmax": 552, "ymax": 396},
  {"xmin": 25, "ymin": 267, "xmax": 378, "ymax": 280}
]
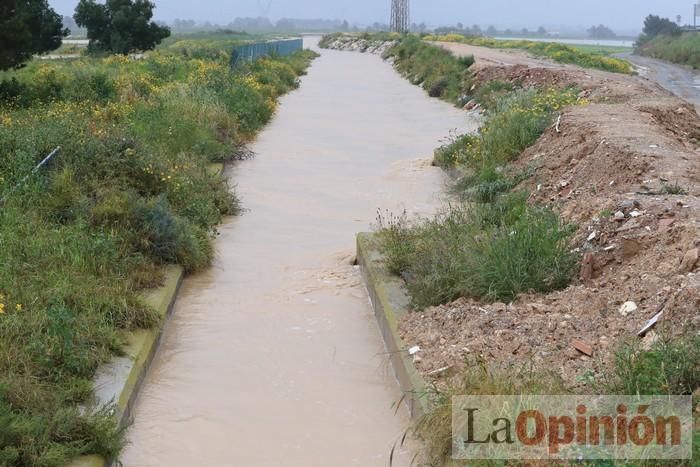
[{"xmin": 121, "ymin": 38, "xmax": 475, "ymax": 466}]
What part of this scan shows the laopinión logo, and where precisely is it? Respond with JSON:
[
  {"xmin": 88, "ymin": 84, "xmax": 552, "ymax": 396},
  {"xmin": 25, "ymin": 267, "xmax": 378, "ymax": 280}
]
[{"xmin": 452, "ymin": 395, "xmax": 692, "ymax": 460}]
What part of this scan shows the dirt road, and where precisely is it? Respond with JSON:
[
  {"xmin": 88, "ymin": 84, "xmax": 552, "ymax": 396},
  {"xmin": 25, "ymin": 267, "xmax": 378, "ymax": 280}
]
[{"xmin": 619, "ymin": 53, "xmax": 700, "ymax": 109}]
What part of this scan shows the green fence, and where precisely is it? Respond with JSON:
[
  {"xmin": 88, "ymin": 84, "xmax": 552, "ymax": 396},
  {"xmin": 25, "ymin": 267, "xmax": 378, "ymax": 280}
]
[{"xmin": 231, "ymin": 38, "xmax": 304, "ymax": 68}]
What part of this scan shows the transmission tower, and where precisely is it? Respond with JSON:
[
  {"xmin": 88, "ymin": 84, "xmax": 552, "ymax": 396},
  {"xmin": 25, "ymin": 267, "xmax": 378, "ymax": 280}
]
[{"xmin": 390, "ymin": 0, "xmax": 410, "ymax": 33}]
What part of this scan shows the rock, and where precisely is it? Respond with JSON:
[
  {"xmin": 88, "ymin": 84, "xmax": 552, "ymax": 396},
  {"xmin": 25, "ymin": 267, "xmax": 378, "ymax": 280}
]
[
  {"xmin": 641, "ymin": 330, "xmax": 659, "ymax": 351},
  {"xmin": 491, "ymin": 302, "xmax": 507, "ymax": 313},
  {"xmin": 656, "ymin": 262, "xmax": 676, "ymax": 276},
  {"xmin": 658, "ymin": 218, "xmax": 675, "ymax": 231},
  {"xmin": 572, "ymin": 338, "xmax": 594, "ymax": 356},
  {"xmin": 621, "ymin": 238, "xmax": 642, "ymax": 260},
  {"xmin": 463, "ymin": 99, "xmax": 478, "ymax": 110},
  {"xmin": 580, "ymin": 252, "xmax": 594, "ymax": 282},
  {"xmin": 529, "ymin": 303, "xmax": 554, "ymax": 313},
  {"xmin": 629, "ymin": 210, "xmax": 642, "ymax": 218},
  {"xmin": 619, "ymin": 301, "xmax": 638, "ymax": 316},
  {"xmin": 614, "ymin": 211, "xmax": 625, "ymax": 221},
  {"xmin": 680, "ymin": 248, "xmax": 699, "ymax": 273},
  {"xmin": 618, "ymin": 199, "xmax": 640, "ymax": 210}
]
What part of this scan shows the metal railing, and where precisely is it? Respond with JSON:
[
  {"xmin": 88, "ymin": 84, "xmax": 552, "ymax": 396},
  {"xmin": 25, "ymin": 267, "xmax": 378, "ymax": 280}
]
[{"xmin": 230, "ymin": 38, "xmax": 303, "ymax": 68}]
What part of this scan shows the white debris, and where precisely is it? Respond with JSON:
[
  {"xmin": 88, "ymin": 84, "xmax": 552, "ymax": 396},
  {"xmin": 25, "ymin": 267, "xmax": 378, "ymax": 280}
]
[
  {"xmin": 408, "ymin": 345, "xmax": 421, "ymax": 355},
  {"xmin": 619, "ymin": 301, "xmax": 638, "ymax": 316}
]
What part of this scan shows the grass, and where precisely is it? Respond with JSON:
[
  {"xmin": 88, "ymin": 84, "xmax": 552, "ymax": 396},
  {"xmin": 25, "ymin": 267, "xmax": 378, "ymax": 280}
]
[
  {"xmin": 382, "ymin": 35, "xmax": 474, "ymax": 104},
  {"xmin": 412, "ymin": 362, "xmax": 565, "ymax": 465},
  {"xmin": 0, "ymin": 38, "xmax": 317, "ymax": 465},
  {"xmin": 638, "ymin": 32, "xmax": 700, "ymax": 69},
  {"xmin": 374, "ymin": 48, "xmax": 581, "ymax": 308},
  {"xmin": 377, "ymin": 194, "xmax": 576, "ymax": 307},
  {"xmin": 411, "ymin": 335, "xmax": 699, "ymax": 466},
  {"xmin": 424, "ymin": 33, "xmax": 633, "ymax": 74},
  {"xmin": 660, "ymin": 181, "xmax": 689, "ymax": 195},
  {"xmin": 360, "ymin": 33, "xmax": 697, "ymax": 467}
]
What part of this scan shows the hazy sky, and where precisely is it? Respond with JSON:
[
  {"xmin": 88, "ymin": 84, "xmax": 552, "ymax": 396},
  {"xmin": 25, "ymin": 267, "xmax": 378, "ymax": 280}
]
[{"xmin": 49, "ymin": 0, "xmax": 694, "ymax": 32}]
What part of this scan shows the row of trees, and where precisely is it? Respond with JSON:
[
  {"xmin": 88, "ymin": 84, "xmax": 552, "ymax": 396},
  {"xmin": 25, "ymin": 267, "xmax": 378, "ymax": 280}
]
[
  {"xmin": 437, "ymin": 24, "xmax": 619, "ymax": 39},
  {"xmin": 1, "ymin": 0, "xmax": 170, "ymax": 70}
]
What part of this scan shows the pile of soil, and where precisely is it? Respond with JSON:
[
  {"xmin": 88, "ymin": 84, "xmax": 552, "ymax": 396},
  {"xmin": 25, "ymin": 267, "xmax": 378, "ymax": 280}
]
[{"xmin": 399, "ymin": 48, "xmax": 700, "ymax": 390}]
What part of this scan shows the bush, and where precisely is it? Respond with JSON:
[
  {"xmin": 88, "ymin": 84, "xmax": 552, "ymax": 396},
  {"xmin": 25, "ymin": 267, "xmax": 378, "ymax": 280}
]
[{"xmin": 378, "ymin": 195, "xmax": 576, "ymax": 307}]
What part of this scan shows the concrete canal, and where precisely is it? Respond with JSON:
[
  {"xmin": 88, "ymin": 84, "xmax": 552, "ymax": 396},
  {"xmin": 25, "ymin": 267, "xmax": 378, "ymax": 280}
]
[{"xmin": 121, "ymin": 38, "xmax": 475, "ymax": 466}]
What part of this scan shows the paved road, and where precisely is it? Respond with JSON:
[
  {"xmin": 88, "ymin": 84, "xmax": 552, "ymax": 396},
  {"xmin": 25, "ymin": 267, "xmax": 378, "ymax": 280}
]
[{"xmin": 620, "ymin": 53, "xmax": 700, "ymax": 109}]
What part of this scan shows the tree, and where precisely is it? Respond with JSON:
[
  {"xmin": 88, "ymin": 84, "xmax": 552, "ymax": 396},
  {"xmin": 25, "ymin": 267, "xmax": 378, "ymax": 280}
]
[
  {"xmin": 638, "ymin": 14, "xmax": 681, "ymax": 45},
  {"xmin": 537, "ymin": 26, "xmax": 547, "ymax": 36},
  {"xmin": 486, "ymin": 25, "xmax": 497, "ymax": 36},
  {"xmin": 587, "ymin": 24, "xmax": 616, "ymax": 39},
  {"xmin": 0, "ymin": 0, "xmax": 67, "ymax": 70},
  {"xmin": 74, "ymin": 0, "xmax": 170, "ymax": 54}
]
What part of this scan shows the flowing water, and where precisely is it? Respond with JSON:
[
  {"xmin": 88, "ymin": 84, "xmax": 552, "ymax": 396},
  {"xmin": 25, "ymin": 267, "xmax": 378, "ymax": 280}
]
[{"xmin": 121, "ymin": 38, "xmax": 475, "ymax": 466}]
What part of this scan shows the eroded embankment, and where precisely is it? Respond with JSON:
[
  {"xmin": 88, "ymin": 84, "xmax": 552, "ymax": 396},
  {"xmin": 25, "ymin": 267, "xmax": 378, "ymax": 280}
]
[{"xmin": 325, "ymin": 36, "xmax": 700, "ymax": 392}]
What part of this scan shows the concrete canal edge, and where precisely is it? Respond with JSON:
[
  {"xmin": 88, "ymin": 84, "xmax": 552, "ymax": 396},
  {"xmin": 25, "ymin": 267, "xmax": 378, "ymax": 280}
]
[
  {"xmin": 69, "ymin": 266, "xmax": 183, "ymax": 467},
  {"xmin": 69, "ymin": 163, "xmax": 224, "ymax": 467},
  {"xmin": 356, "ymin": 232, "xmax": 430, "ymax": 418}
]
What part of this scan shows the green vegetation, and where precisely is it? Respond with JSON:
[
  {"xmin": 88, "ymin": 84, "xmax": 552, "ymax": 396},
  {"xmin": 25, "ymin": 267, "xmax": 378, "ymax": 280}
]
[
  {"xmin": 383, "ymin": 35, "xmax": 474, "ymax": 103},
  {"xmin": 639, "ymin": 32, "xmax": 700, "ymax": 69},
  {"xmin": 0, "ymin": 0, "xmax": 67, "ymax": 70},
  {"xmin": 604, "ymin": 335, "xmax": 700, "ymax": 396},
  {"xmin": 377, "ymin": 86, "xmax": 581, "ymax": 307},
  {"xmin": 413, "ymin": 335, "xmax": 700, "ymax": 466},
  {"xmin": 377, "ymin": 195, "xmax": 576, "ymax": 307},
  {"xmin": 424, "ymin": 33, "xmax": 633, "ymax": 73},
  {"xmin": 637, "ymin": 14, "xmax": 682, "ymax": 47},
  {"xmin": 413, "ymin": 363, "xmax": 564, "ymax": 464},
  {"xmin": 566, "ymin": 43, "xmax": 632, "ymax": 55},
  {"xmin": 0, "ymin": 38, "xmax": 316, "ymax": 465},
  {"xmin": 75, "ymin": 0, "xmax": 171, "ymax": 54}
]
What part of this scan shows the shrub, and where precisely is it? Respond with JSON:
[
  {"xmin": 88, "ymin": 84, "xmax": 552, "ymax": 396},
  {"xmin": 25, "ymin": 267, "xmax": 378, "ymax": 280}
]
[{"xmin": 378, "ymin": 196, "xmax": 576, "ymax": 307}]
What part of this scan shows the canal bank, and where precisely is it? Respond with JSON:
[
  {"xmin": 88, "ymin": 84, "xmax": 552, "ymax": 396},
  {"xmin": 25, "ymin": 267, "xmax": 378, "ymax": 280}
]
[{"xmin": 120, "ymin": 38, "xmax": 475, "ymax": 466}]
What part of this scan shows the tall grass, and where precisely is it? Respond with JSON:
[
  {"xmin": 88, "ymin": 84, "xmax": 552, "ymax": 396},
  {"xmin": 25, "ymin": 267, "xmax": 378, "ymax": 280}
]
[
  {"xmin": 377, "ymin": 74, "xmax": 580, "ymax": 308},
  {"xmin": 378, "ymin": 195, "xmax": 576, "ymax": 307},
  {"xmin": 383, "ymin": 35, "xmax": 474, "ymax": 104},
  {"xmin": 638, "ymin": 32, "xmax": 700, "ymax": 69},
  {"xmin": 0, "ymin": 40, "xmax": 317, "ymax": 464}
]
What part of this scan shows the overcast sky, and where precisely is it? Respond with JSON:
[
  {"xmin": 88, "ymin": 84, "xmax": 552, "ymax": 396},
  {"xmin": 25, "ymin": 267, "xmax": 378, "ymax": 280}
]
[{"xmin": 49, "ymin": 0, "xmax": 695, "ymax": 32}]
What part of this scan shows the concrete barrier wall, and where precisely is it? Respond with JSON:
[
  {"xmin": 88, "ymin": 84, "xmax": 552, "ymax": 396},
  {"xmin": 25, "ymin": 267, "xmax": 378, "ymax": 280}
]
[{"xmin": 356, "ymin": 232, "xmax": 430, "ymax": 418}]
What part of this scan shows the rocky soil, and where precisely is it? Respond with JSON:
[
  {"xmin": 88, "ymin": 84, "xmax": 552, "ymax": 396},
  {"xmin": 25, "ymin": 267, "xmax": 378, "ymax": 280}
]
[{"xmin": 325, "ymin": 36, "xmax": 700, "ymax": 390}]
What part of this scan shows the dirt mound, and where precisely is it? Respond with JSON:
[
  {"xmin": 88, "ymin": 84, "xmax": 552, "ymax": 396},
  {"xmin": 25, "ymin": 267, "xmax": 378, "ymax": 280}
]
[{"xmin": 400, "ymin": 60, "xmax": 700, "ymax": 389}]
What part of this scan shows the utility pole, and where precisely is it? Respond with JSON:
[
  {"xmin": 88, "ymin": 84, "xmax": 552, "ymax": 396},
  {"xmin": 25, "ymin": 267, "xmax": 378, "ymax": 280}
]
[{"xmin": 390, "ymin": 0, "xmax": 410, "ymax": 33}]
